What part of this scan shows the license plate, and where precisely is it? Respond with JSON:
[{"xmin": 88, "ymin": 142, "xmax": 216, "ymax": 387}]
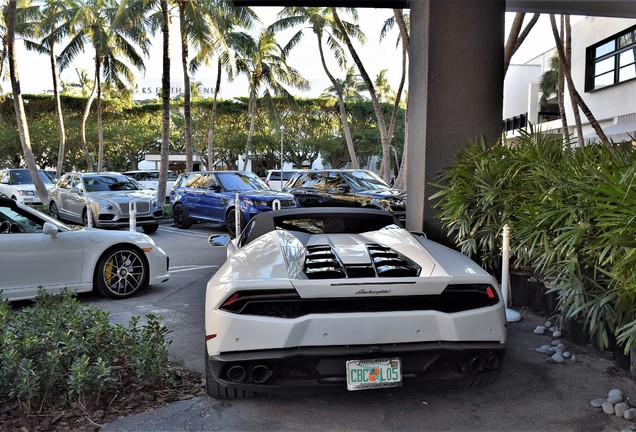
[{"xmin": 346, "ymin": 358, "xmax": 402, "ymax": 391}]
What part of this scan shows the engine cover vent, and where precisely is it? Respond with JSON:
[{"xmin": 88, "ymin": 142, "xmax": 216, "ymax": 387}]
[{"xmin": 367, "ymin": 244, "xmax": 421, "ymax": 277}]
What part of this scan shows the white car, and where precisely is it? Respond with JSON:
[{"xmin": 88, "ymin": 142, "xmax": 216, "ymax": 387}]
[
  {"xmin": 123, "ymin": 170, "xmax": 178, "ymax": 197},
  {"xmin": 0, "ymin": 168, "xmax": 55, "ymax": 205},
  {"xmin": 263, "ymin": 169, "xmax": 306, "ymax": 191},
  {"xmin": 0, "ymin": 196, "xmax": 169, "ymax": 302},
  {"xmin": 204, "ymin": 208, "xmax": 506, "ymax": 399}
]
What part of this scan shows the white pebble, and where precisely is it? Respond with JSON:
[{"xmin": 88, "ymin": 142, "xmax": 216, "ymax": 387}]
[
  {"xmin": 562, "ymin": 351, "xmax": 572, "ymax": 358},
  {"xmin": 608, "ymin": 394, "xmax": 624, "ymax": 405},
  {"xmin": 608, "ymin": 389, "xmax": 623, "ymax": 398},
  {"xmin": 552, "ymin": 339, "xmax": 562, "ymax": 346},
  {"xmin": 615, "ymin": 402, "xmax": 629, "ymax": 417},
  {"xmin": 553, "ymin": 330, "xmax": 562, "ymax": 338},
  {"xmin": 570, "ymin": 355, "xmax": 577, "ymax": 362},
  {"xmin": 602, "ymin": 401, "xmax": 615, "ymax": 415},
  {"xmin": 624, "ymin": 408, "xmax": 636, "ymax": 420},
  {"xmin": 544, "ymin": 321, "xmax": 552, "ymax": 328}
]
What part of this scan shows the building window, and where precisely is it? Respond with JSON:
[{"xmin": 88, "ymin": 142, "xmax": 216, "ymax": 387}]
[{"xmin": 586, "ymin": 25, "xmax": 636, "ymax": 91}]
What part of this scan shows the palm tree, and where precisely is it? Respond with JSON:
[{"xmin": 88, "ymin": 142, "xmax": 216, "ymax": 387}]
[
  {"xmin": 236, "ymin": 28, "xmax": 310, "ymax": 171},
  {"xmin": 320, "ymin": 66, "xmax": 367, "ymax": 101},
  {"xmin": 549, "ymin": 14, "xmax": 609, "ymax": 146},
  {"xmin": 6, "ymin": 0, "xmax": 48, "ymax": 203},
  {"xmin": 503, "ymin": 12, "xmax": 540, "ymax": 76},
  {"xmin": 23, "ymin": 0, "xmax": 71, "ymax": 179},
  {"xmin": 175, "ymin": 0, "xmax": 257, "ymax": 172},
  {"xmin": 56, "ymin": 0, "xmax": 149, "ymax": 172},
  {"xmin": 271, "ymin": 7, "xmax": 362, "ymax": 169}
]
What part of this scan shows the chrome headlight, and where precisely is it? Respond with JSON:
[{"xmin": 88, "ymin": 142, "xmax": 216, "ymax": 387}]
[
  {"xmin": 17, "ymin": 190, "xmax": 36, "ymax": 196},
  {"xmin": 95, "ymin": 200, "xmax": 114, "ymax": 211}
]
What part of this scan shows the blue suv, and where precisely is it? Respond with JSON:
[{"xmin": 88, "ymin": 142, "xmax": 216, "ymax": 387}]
[{"xmin": 170, "ymin": 171, "xmax": 298, "ymax": 234}]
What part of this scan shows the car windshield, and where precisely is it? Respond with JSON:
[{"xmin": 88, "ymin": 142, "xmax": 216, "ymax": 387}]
[
  {"xmin": 84, "ymin": 175, "xmax": 140, "ymax": 192},
  {"xmin": 10, "ymin": 169, "xmax": 54, "ymax": 185},
  {"xmin": 343, "ymin": 171, "xmax": 391, "ymax": 192},
  {"xmin": 217, "ymin": 172, "xmax": 268, "ymax": 192}
]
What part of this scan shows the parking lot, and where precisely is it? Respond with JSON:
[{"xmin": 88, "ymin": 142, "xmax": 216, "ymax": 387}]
[{"xmin": 93, "ymin": 222, "xmax": 636, "ymax": 432}]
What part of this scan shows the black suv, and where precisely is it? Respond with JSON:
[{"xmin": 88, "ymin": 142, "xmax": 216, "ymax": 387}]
[{"xmin": 284, "ymin": 169, "xmax": 406, "ymax": 222}]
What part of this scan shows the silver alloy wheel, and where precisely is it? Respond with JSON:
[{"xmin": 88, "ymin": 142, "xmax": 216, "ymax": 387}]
[{"xmin": 96, "ymin": 248, "xmax": 147, "ymax": 298}]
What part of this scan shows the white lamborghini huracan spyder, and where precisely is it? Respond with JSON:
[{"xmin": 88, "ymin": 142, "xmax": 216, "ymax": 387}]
[{"xmin": 204, "ymin": 208, "xmax": 506, "ymax": 399}]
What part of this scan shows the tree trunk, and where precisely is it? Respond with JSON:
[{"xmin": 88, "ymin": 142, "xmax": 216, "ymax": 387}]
[
  {"xmin": 50, "ymin": 46, "xmax": 66, "ymax": 179},
  {"xmin": 503, "ymin": 13, "xmax": 540, "ymax": 75},
  {"xmin": 387, "ymin": 9, "xmax": 408, "ymax": 178},
  {"xmin": 6, "ymin": 0, "xmax": 48, "ymax": 202},
  {"xmin": 556, "ymin": 17, "xmax": 569, "ymax": 143},
  {"xmin": 332, "ymin": 8, "xmax": 391, "ymax": 183},
  {"xmin": 315, "ymin": 31, "xmax": 358, "ymax": 168},
  {"xmin": 96, "ymin": 61, "xmax": 105, "ymax": 172},
  {"xmin": 394, "ymin": 99, "xmax": 408, "ymax": 191},
  {"xmin": 243, "ymin": 94, "xmax": 257, "ymax": 171},
  {"xmin": 80, "ymin": 71, "xmax": 97, "ymax": 171},
  {"xmin": 549, "ymin": 14, "xmax": 609, "ymax": 146},
  {"xmin": 207, "ymin": 60, "xmax": 222, "ymax": 170},
  {"xmin": 565, "ymin": 15, "xmax": 584, "ymax": 147},
  {"xmin": 179, "ymin": 2, "xmax": 193, "ymax": 171},
  {"xmin": 157, "ymin": 0, "xmax": 171, "ymax": 205}
]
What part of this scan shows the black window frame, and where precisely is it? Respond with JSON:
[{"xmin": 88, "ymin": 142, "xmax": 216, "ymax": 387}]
[{"xmin": 586, "ymin": 25, "xmax": 636, "ymax": 92}]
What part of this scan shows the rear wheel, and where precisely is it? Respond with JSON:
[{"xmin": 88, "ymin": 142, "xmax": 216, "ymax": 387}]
[
  {"xmin": 49, "ymin": 201, "xmax": 60, "ymax": 221},
  {"xmin": 205, "ymin": 349, "xmax": 254, "ymax": 399},
  {"xmin": 142, "ymin": 223, "xmax": 159, "ymax": 234},
  {"xmin": 225, "ymin": 208, "xmax": 245, "ymax": 237},
  {"xmin": 95, "ymin": 247, "xmax": 148, "ymax": 299},
  {"xmin": 173, "ymin": 203, "xmax": 192, "ymax": 229}
]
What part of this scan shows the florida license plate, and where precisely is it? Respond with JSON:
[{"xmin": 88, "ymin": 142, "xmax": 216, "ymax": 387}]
[{"xmin": 346, "ymin": 358, "xmax": 402, "ymax": 391}]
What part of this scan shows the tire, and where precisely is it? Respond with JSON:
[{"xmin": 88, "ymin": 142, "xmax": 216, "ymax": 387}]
[
  {"xmin": 142, "ymin": 223, "xmax": 159, "ymax": 234},
  {"xmin": 95, "ymin": 246, "xmax": 148, "ymax": 299},
  {"xmin": 205, "ymin": 349, "xmax": 254, "ymax": 399},
  {"xmin": 225, "ymin": 208, "xmax": 245, "ymax": 237},
  {"xmin": 173, "ymin": 203, "xmax": 192, "ymax": 229},
  {"xmin": 82, "ymin": 208, "xmax": 97, "ymax": 228},
  {"xmin": 49, "ymin": 201, "xmax": 60, "ymax": 221}
]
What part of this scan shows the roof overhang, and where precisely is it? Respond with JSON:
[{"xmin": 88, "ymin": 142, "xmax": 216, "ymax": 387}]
[{"xmin": 230, "ymin": 0, "xmax": 636, "ymax": 18}]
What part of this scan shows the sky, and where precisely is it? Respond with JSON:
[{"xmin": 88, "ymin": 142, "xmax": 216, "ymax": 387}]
[{"xmin": 13, "ymin": 9, "xmax": 556, "ymax": 100}]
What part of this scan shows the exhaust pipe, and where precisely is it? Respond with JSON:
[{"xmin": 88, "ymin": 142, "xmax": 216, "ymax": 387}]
[
  {"xmin": 249, "ymin": 364, "xmax": 273, "ymax": 384},
  {"xmin": 485, "ymin": 352, "xmax": 502, "ymax": 371},
  {"xmin": 464, "ymin": 354, "xmax": 485, "ymax": 373},
  {"xmin": 226, "ymin": 365, "xmax": 247, "ymax": 383}
]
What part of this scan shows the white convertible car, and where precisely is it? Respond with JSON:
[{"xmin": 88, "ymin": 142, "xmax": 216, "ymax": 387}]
[
  {"xmin": 204, "ymin": 208, "xmax": 506, "ymax": 399},
  {"xmin": 0, "ymin": 196, "xmax": 169, "ymax": 302}
]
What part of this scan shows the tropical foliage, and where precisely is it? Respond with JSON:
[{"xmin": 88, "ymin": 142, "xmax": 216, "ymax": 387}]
[{"xmin": 431, "ymin": 130, "xmax": 636, "ymax": 351}]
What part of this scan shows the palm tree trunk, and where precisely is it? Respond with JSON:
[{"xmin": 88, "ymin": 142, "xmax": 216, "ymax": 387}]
[
  {"xmin": 207, "ymin": 60, "xmax": 222, "ymax": 169},
  {"xmin": 80, "ymin": 71, "xmax": 97, "ymax": 171},
  {"xmin": 549, "ymin": 14, "xmax": 609, "ymax": 146},
  {"xmin": 96, "ymin": 62, "xmax": 105, "ymax": 172},
  {"xmin": 387, "ymin": 9, "xmax": 408, "ymax": 160},
  {"xmin": 565, "ymin": 16, "xmax": 584, "ymax": 147},
  {"xmin": 315, "ymin": 31, "xmax": 358, "ymax": 168},
  {"xmin": 157, "ymin": 0, "xmax": 171, "ymax": 205},
  {"xmin": 332, "ymin": 8, "xmax": 391, "ymax": 182},
  {"xmin": 243, "ymin": 94, "xmax": 257, "ymax": 171},
  {"xmin": 556, "ymin": 18, "xmax": 569, "ymax": 143},
  {"xmin": 503, "ymin": 13, "xmax": 540, "ymax": 75},
  {"xmin": 179, "ymin": 2, "xmax": 193, "ymax": 172},
  {"xmin": 6, "ymin": 0, "xmax": 47, "ymax": 202},
  {"xmin": 50, "ymin": 45, "xmax": 66, "ymax": 179},
  {"xmin": 394, "ymin": 99, "xmax": 408, "ymax": 191}
]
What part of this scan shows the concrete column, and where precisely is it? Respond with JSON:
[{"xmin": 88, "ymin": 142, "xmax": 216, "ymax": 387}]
[{"xmin": 407, "ymin": 0, "xmax": 505, "ymax": 245}]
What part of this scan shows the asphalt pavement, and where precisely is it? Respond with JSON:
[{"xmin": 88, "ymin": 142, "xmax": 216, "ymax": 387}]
[{"xmin": 102, "ymin": 309, "xmax": 636, "ymax": 432}]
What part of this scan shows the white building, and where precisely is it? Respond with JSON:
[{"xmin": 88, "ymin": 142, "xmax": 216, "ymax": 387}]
[{"xmin": 503, "ymin": 17, "xmax": 636, "ymax": 144}]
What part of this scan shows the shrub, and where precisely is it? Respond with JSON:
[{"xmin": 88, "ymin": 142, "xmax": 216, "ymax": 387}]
[
  {"xmin": 431, "ymin": 130, "xmax": 636, "ymax": 350},
  {"xmin": 0, "ymin": 289, "xmax": 171, "ymax": 415}
]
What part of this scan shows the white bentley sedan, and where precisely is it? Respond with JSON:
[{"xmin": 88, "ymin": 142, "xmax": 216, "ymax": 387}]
[
  {"xmin": 0, "ymin": 197, "xmax": 169, "ymax": 302},
  {"xmin": 204, "ymin": 208, "xmax": 506, "ymax": 399}
]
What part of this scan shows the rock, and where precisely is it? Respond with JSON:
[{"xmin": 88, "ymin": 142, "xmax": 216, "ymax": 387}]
[
  {"xmin": 591, "ymin": 398, "xmax": 606, "ymax": 408},
  {"xmin": 553, "ymin": 330, "xmax": 562, "ymax": 338},
  {"xmin": 548, "ymin": 347, "xmax": 557, "ymax": 353},
  {"xmin": 608, "ymin": 389, "xmax": 623, "ymax": 398},
  {"xmin": 544, "ymin": 320, "xmax": 552, "ymax": 328},
  {"xmin": 624, "ymin": 408, "xmax": 636, "ymax": 420},
  {"xmin": 602, "ymin": 401, "xmax": 615, "ymax": 415},
  {"xmin": 534, "ymin": 327, "xmax": 545, "ymax": 335},
  {"xmin": 557, "ymin": 343, "xmax": 566, "ymax": 350},
  {"xmin": 562, "ymin": 351, "xmax": 572, "ymax": 358},
  {"xmin": 545, "ymin": 357, "xmax": 554, "ymax": 364},
  {"xmin": 608, "ymin": 394, "xmax": 624, "ymax": 405},
  {"xmin": 570, "ymin": 355, "xmax": 577, "ymax": 363},
  {"xmin": 536, "ymin": 347, "xmax": 548, "ymax": 354},
  {"xmin": 552, "ymin": 339, "xmax": 562, "ymax": 346},
  {"xmin": 615, "ymin": 402, "xmax": 629, "ymax": 417},
  {"xmin": 551, "ymin": 353, "xmax": 565, "ymax": 363}
]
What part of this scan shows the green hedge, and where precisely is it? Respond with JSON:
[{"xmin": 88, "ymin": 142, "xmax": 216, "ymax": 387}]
[{"xmin": 431, "ymin": 130, "xmax": 636, "ymax": 350}]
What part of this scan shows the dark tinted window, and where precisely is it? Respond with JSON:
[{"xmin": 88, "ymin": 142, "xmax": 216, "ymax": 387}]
[
  {"xmin": 343, "ymin": 171, "xmax": 391, "ymax": 191},
  {"xmin": 217, "ymin": 172, "xmax": 267, "ymax": 191},
  {"xmin": 9, "ymin": 169, "xmax": 53, "ymax": 185},
  {"xmin": 83, "ymin": 174, "xmax": 140, "ymax": 192}
]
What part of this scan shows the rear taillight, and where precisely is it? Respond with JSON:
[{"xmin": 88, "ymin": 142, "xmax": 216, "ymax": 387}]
[
  {"xmin": 220, "ymin": 289, "xmax": 300, "ymax": 313},
  {"xmin": 441, "ymin": 284, "xmax": 500, "ymax": 307}
]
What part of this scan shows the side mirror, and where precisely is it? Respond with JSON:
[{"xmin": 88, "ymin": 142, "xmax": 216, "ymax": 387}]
[
  {"xmin": 209, "ymin": 234, "xmax": 231, "ymax": 247},
  {"xmin": 70, "ymin": 187, "xmax": 81, "ymax": 194},
  {"xmin": 42, "ymin": 222, "xmax": 58, "ymax": 239}
]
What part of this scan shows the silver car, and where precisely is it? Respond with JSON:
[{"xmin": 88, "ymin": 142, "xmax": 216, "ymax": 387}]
[{"xmin": 48, "ymin": 172, "xmax": 163, "ymax": 234}]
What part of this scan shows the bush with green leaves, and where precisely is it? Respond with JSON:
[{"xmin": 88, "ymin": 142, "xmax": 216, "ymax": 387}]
[
  {"xmin": 431, "ymin": 130, "xmax": 636, "ymax": 351},
  {"xmin": 0, "ymin": 289, "xmax": 171, "ymax": 414}
]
